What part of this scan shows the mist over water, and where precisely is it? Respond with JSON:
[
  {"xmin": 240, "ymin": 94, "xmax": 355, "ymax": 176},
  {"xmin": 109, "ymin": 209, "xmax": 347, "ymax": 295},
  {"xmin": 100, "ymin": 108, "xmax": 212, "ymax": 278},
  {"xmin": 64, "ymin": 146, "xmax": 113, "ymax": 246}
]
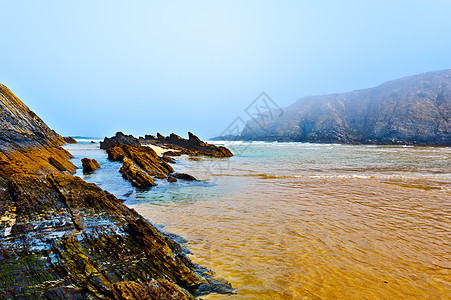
[{"xmin": 65, "ymin": 141, "xmax": 451, "ymax": 299}]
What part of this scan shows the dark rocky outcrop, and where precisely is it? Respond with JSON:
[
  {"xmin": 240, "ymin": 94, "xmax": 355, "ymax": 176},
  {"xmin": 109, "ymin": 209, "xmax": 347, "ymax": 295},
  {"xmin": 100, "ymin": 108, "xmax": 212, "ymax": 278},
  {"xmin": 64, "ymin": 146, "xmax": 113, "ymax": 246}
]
[
  {"xmin": 142, "ymin": 132, "xmax": 233, "ymax": 157},
  {"xmin": 0, "ymin": 84, "xmax": 233, "ymax": 298},
  {"xmin": 81, "ymin": 158, "xmax": 101, "ymax": 173},
  {"xmin": 100, "ymin": 132, "xmax": 140, "ymax": 150},
  {"xmin": 100, "ymin": 132, "xmax": 231, "ymax": 187},
  {"xmin": 171, "ymin": 173, "xmax": 198, "ymax": 181},
  {"xmin": 238, "ymin": 70, "xmax": 451, "ymax": 145},
  {"xmin": 63, "ymin": 136, "xmax": 77, "ymax": 144},
  {"xmin": 167, "ymin": 177, "xmax": 178, "ymax": 183}
]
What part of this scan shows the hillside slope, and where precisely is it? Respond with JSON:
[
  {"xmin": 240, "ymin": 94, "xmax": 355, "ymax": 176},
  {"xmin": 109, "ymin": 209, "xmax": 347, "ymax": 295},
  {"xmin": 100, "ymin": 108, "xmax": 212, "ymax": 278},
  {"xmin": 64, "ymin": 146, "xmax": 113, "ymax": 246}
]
[{"xmin": 241, "ymin": 70, "xmax": 451, "ymax": 145}]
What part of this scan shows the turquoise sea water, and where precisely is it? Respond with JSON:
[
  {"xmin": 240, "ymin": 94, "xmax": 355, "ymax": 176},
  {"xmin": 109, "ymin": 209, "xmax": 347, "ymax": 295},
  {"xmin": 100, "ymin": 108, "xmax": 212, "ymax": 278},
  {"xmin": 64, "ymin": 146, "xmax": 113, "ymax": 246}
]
[{"xmin": 64, "ymin": 139, "xmax": 451, "ymax": 299}]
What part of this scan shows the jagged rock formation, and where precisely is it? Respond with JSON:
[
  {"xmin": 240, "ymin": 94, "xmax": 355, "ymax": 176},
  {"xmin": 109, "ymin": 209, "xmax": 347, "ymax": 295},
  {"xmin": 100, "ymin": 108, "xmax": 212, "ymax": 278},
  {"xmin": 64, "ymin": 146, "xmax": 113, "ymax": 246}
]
[
  {"xmin": 239, "ymin": 70, "xmax": 451, "ymax": 145},
  {"xmin": 0, "ymin": 84, "xmax": 233, "ymax": 298},
  {"xmin": 101, "ymin": 132, "xmax": 232, "ymax": 187},
  {"xmin": 63, "ymin": 136, "xmax": 77, "ymax": 144},
  {"xmin": 119, "ymin": 158, "xmax": 157, "ymax": 188},
  {"xmin": 142, "ymin": 132, "xmax": 233, "ymax": 157},
  {"xmin": 0, "ymin": 84, "xmax": 76, "ymax": 185},
  {"xmin": 0, "ymin": 84, "xmax": 76, "ymax": 186},
  {"xmin": 107, "ymin": 144, "xmax": 174, "ymax": 188},
  {"xmin": 81, "ymin": 158, "xmax": 101, "ymax": 173},
  {"xmin": 100, "ymin": 132, "xmax": 140, "ymax": 150}
]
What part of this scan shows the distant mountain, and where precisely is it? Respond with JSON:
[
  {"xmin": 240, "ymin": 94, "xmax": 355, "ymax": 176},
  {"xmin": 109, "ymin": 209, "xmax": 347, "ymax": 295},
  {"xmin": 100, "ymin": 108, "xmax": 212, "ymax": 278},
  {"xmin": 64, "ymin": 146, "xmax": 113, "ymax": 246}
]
[{"xmin": 239, "ymin": 70, "xmax": 451, "ymax": 145}]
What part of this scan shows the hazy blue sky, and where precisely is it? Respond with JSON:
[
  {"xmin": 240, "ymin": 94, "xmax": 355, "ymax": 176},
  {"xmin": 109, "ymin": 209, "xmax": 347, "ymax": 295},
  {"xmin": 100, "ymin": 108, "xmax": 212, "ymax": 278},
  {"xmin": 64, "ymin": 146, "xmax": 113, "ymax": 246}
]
[{"xmin": 1, "ymin": 1, "xmax": 451, "ymax": 139}]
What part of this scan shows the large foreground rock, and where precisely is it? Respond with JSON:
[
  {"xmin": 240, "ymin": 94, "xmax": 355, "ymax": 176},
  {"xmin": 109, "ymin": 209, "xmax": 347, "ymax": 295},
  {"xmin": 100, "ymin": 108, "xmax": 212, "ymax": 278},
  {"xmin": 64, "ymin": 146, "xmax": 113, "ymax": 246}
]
[
  {"xmin": 0, "ymin": 84, "xmax": 76, "ymax": 185},
  {"xmin": 0, "ymin": 83, "xmax": 233, "ymax": 298},
  {"xmin": 0, "ymin": 173, "xmax": 201, "ymax": 298}
]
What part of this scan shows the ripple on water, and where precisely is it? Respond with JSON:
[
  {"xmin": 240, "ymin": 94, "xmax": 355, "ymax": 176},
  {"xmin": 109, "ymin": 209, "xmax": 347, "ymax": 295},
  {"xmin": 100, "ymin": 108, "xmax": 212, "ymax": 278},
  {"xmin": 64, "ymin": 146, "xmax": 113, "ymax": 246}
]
[{"xmin": 65, "ymin": 142, "xmax": 451, "ymax": 299}]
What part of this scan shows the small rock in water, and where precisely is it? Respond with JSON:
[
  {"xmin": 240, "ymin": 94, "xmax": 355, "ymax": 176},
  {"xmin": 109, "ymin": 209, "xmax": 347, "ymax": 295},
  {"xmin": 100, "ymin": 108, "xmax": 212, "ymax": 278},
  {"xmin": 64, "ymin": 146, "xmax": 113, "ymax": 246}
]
[
  {"xmin": 172, "ymin": 173, "xmax": 197, "ymax": 181},
  {"xmin": 81, "ymin": 158, "xmax": 101, "ymax": 173},
  {"xmin": 63, "ymin": 136, "xmax": 77, "ymax": 144},
  {"xmin": 167, "ymin": 177, "xmax": 178, "ymax": 183}
]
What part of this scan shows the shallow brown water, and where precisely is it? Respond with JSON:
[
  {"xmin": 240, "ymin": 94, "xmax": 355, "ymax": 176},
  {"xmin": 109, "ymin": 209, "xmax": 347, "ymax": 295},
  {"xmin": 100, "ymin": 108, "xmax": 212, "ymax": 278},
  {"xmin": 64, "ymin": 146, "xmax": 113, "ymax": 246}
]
[
  {"xmin": 66, "ymin": 142, "xmax": 450, "ymax": 299},
  {"xmin": 132, "ymin": 177, "xmax": 450, "ymax": 299}
]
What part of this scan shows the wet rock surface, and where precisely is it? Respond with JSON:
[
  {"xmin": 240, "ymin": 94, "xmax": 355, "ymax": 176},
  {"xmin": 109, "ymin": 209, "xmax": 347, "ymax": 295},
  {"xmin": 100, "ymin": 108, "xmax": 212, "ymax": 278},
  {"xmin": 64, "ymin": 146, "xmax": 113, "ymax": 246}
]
[
  {"xmin": 119, "ymin": 158, "xmax": 156, "ymax": 188},
  {"xmin": 0, "ymin": 173, "xmax": 203, "ymax": 298},
  {"xmin": 81, "ymin": 158, "xmax": 101, "ymax": 173},
  {"xmin": 142, "ymin": 132, "xmax": 233, "ymax": 157},
  {"xmin": 106, "ymin": 144, "xmax": 175, "ymax": 188},
  {"xmin": 0, "ymin": 84, "xmax": 234, "ymax": 299}
]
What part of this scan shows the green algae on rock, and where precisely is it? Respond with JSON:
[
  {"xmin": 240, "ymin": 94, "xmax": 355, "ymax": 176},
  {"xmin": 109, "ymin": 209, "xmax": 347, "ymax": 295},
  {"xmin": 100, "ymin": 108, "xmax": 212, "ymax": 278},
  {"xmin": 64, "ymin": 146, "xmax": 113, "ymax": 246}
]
[{"xmin": 0, "ymin": 173, "xmax": 203, "ymax": 298}]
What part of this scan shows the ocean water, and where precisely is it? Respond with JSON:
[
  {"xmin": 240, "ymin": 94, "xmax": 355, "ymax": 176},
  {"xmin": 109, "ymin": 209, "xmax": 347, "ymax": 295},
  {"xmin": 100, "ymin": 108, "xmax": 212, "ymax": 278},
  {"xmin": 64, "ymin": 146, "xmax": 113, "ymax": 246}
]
[{"xmin": 64, "ymin": 140, "xmax": 451, "ymax": 299}]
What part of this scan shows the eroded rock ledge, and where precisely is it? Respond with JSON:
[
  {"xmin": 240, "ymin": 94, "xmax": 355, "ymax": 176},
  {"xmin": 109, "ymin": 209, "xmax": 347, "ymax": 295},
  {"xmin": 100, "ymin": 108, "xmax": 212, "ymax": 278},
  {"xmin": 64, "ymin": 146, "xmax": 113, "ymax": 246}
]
[
  {"xmin": 0, "ymin": 173, "xmax": 207, "ymax": 299},
  {"xmin": 100, "ymin": 132, "xmax": 231, "ymax": 188},
  {"xmin": 100, "ymin": 131, "xmax": 233, "ymax": 157},
  {"xmin": 142, "ymin": 132, "xmax": 233, "ymax": 157}
]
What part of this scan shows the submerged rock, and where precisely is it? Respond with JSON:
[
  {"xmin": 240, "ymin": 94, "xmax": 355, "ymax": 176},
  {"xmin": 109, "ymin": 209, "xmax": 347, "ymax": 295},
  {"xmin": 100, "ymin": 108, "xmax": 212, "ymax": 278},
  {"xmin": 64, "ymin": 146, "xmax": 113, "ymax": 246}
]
[
  {"xmin": 81, "ymin": 157, "xmax": 101, "ymax": 173},
  {"xmin": 171, "ymin": 173, "xmax": 198, "ymax": 181},
  {"xmin": 100, "ymin": 132, "xmax": 140, "ymax": 150}
]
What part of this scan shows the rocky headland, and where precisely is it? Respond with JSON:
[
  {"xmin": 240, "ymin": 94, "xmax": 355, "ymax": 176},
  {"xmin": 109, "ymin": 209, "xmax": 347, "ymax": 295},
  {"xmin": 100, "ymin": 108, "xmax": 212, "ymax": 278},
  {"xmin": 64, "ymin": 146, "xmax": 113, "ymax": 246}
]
[
  {"xmin": 235, "ymin": 70, "xmax": 451, "ymax": 145},
  {"xmin": 0, "ymin": 84, "xmax": 233, "ymax": 298}
]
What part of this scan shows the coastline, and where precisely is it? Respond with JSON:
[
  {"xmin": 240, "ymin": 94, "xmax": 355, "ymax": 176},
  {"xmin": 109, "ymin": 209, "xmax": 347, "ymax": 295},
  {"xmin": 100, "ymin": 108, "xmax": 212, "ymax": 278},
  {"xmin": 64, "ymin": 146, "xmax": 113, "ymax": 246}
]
[{"xmin": 0, "ymin": 85, "xmax": 233, "ymax": 299}]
